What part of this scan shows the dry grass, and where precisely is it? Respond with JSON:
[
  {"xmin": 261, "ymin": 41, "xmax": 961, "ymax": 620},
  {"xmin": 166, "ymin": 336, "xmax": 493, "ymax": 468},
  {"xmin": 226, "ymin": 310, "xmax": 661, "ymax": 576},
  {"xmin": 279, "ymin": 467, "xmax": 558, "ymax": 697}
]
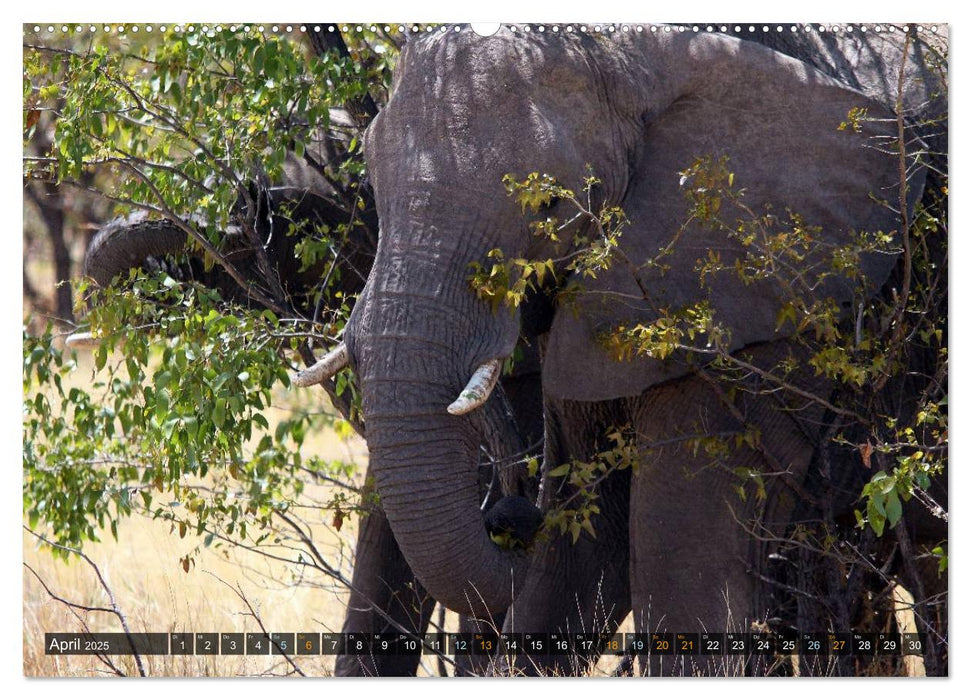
[{"xmin": 24, "ymin": 513, "xmax": 352, "ymax": 677}]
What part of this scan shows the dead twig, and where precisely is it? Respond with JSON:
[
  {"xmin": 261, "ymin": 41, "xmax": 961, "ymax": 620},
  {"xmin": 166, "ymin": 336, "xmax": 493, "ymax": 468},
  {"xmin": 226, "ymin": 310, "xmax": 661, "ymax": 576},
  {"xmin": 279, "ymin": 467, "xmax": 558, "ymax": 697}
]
[{"xmin": 24, "ymin": 527, "xmax": 145, "ymax": 677}]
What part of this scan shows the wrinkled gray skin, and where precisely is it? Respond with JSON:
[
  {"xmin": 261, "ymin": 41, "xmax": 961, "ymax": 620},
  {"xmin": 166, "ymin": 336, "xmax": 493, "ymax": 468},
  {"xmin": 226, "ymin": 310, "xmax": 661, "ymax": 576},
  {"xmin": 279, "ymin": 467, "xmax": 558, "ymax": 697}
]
[{"xmin": 342, "ymin": 26, "xmax": 945, "ymax": 674}]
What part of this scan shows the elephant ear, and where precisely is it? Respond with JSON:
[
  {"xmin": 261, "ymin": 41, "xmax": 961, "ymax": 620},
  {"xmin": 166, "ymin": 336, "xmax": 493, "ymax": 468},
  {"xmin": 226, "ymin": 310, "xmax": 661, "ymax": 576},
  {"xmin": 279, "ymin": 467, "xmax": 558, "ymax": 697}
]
[{"xmin": 543, "ymin": 35, "xmax": 923, "ymax": 402}]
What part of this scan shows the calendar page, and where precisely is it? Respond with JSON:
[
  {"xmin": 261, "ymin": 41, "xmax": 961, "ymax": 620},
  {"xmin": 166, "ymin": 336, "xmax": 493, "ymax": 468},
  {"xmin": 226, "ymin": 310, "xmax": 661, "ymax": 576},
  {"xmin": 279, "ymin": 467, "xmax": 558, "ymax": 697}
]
[{"xmin": 22, "ymin": 21, "xmax": 948, "ymax": 678}]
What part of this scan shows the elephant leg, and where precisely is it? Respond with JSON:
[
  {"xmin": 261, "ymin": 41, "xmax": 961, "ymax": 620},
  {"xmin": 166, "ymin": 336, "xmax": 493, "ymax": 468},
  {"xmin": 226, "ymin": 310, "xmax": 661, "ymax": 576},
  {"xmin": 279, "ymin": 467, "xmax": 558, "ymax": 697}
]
[
  {"xmin": 628, "ymin": 435, "xmax": 757, "ymax": 676},
  {"xmin": 628, "ymin": 363, "xmax": 824, "ymax": 676},
  {"xmin": 504, "ymin": 399, "xmax": 633, "ymax": 676},
  {"xmin": 335, "ymin": 501, "xmax": 435, "ymax": 676}
]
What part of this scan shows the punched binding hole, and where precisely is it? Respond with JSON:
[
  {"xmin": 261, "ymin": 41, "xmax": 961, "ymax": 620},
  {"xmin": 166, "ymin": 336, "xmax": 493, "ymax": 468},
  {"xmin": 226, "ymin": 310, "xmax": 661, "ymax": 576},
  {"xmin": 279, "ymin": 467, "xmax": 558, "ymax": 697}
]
[{"xmin": 471, "ymin": 23, "xmax": 502, "ymax": 37}]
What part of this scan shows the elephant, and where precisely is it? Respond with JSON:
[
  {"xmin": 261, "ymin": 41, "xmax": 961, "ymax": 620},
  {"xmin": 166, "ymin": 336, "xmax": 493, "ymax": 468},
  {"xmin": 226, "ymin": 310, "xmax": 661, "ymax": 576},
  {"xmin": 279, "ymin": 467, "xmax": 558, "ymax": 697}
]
[
  {"xmin": 296, "ymin": 25, "xmax": 947, "ymax": 675},
  {"xmin": 73, "ymin": 149, "xmax": 377, "ymax": 316},
  {"xmin": 69, "ymin": 141, "xmax": 547, "ymax": 677}
]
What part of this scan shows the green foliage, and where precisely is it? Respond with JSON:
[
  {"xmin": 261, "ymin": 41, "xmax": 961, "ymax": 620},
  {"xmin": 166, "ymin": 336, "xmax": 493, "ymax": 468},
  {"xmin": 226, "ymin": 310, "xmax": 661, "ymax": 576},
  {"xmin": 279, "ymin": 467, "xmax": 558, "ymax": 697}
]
[
  {"xmin": 856, "ymin": 471, "xmax": 906, "ymax": 538},
  {"xmin": 22, "ymin": 28, "xmax": 393, "ymax": 556},
  {"xmin": 542, "ymin": 428, "xmax": 638, "ymax": 543},
  {"xmin": 24, "ymin": 274, "xmax": 358, "ymax": 553},
  {"xmin": 24, "ymin": 27, "xmax": 384, "ymax": 232},
  {"xmin": 24, "ymin": 27, "xmax": 392, "ymax": 321},
  {"xmin": 850, "ymin": 395, "xmax": 947, "ymax": 538},
  {"xmin": 838, "ymin": 106, "xmax": 870, "ymax": 134},
  {"xmin": 601, "ymin": 302, "xmax": 726, "ymax": 362},
  {"xmin": 504, "ymin": 171, "xmax": 565, "ymax": 213},
  {"xmin": 468, "ymin": 170, "xmax": 627, "ymax": 311},
  {"xmin": 468, "ymin": 248, "xmax": 556, "ymax": 312},
  {"xmin": 932, "ymin": 544, "xmax": 948, "ymax": 575}
]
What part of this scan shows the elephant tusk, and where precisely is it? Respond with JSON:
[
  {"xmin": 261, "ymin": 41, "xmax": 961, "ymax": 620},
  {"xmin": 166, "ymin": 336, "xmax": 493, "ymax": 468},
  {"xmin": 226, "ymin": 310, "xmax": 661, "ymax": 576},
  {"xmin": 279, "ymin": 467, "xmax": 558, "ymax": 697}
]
[
  {"xmin": 65, "ymin": 331, "xmax": 102, "ymax": 350},
  {"xmin": 447, "ymin": 359, "xmax": 502, "ymax": 416},
  {"xmin": 292, "ymin": 343, "xmax": 349, "ymax": 387}
]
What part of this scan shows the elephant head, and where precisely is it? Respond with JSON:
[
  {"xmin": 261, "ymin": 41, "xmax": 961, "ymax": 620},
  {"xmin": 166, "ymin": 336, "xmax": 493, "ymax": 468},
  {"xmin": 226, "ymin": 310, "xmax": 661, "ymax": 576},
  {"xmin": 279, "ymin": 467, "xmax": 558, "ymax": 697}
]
[
  {"xmin": 300, "ymin": 28, "xmax": 934, "ymax": 618},
  {"xmin": 71, "ymin": 149, "xmax": 376, "ymax": 343}
]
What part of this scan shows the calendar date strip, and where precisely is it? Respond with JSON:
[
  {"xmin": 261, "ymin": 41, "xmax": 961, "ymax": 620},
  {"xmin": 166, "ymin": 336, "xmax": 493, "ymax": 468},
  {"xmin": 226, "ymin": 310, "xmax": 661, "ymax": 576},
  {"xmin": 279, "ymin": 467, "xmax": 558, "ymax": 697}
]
[{"xmin": 45, "ymin": 631, "xmax": 928, "ymax": 656}]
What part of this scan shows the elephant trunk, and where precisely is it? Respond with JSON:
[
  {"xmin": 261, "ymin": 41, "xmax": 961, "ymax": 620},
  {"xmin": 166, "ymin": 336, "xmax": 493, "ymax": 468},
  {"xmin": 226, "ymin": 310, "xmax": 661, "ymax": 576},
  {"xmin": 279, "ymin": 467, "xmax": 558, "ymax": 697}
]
[
  {"xmin": 83, "ymin": 213, "xmax": 190, "ymax": 288},
  {"xmin": 349, "ymin": 228, "xmax": 525, "ymax": 616},
  {"xmin": 359, "ymin": 345, "xmax": 522, "ymax": 618}
]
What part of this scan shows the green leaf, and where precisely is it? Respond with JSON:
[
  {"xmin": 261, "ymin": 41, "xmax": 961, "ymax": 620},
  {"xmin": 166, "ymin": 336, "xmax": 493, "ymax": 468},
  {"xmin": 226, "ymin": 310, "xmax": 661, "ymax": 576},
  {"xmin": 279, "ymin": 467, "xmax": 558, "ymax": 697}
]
[
  {"xmin": 885, "ymin": 491, "xmax": 903, "ymax": 529},
  {"xmin": 213, "ymin": 398, "xmax": 226, "ymax": 429}
]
